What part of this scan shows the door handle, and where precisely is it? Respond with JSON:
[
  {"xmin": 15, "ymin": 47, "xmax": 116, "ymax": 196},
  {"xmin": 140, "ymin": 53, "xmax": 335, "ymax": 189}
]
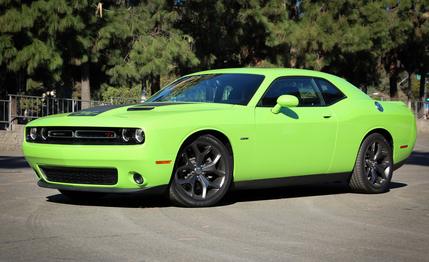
[{"xmin": 323, "ymin": 115, "xmax": 332, "ymax": 119}]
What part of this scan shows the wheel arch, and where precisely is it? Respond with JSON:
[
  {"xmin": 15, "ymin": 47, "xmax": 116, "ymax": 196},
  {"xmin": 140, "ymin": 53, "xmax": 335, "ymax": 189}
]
[
  {"xmin": 362, "ymin": 128, "xmax": 393, "ymax": 148},
  {"xmin": 180, "ymin": 129, "xmax": 234, "ymax": 156},
  {"xmin": 356, "ymin": 128, "xmax": 394, "ymax": 164}
]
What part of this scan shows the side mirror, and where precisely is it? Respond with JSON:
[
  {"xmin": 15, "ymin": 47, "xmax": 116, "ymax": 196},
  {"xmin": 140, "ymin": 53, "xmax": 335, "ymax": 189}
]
[{"xmin": 271, "ymin": 95, "xmax": 299, "ymax": 114}]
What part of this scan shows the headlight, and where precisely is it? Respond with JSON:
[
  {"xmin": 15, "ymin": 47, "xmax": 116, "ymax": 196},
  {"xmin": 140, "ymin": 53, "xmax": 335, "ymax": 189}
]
[
  {"xmin": 29, "ymin": 128, "xmax": 38, "ymax": 140},
  {"xmin": 121, "ymin": 129, "xmax": 131, "ymax": 142},
  {"xmin": 40, "ymin": 128, "xmax": 48, "ymax": 140},
  {"xmin": 134, "ymin": 129, "xmax": 145, "ymax": 143}
]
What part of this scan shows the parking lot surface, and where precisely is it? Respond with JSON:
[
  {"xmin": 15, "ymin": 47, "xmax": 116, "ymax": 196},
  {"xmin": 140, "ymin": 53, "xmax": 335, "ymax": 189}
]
[{"xmin": 0, "ymin": 134, "xmax": 428, "ymax": 262}]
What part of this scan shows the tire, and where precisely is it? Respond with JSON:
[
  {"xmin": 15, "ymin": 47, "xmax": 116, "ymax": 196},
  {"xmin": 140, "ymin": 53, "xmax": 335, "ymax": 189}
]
[
  {"xmin": 349, "ymin": 133, "xmax": 393, "ymax": 193},
  {"xmin": 59, "ymin": 190, "xmax": 105, "ymax": 201},
  {"xmin": 169, "ymin": 134, "xmax": 233, "ymax": 207}
]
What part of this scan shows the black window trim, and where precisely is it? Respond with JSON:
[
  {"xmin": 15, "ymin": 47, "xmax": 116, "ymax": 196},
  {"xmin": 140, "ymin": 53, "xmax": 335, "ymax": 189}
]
[{"xmin": 256, "ymin": 76, "xmax": 347, "ymax": 107}]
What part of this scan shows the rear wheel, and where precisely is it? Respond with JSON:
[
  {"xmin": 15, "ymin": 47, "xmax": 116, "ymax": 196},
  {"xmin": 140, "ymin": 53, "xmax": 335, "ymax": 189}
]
[
  {"xmin": 349, "ymin": 133, "xmax": 393, "ymax": 193},
  {"xmin": 169, "ymin": 135, "xmax": 233, "ymax": 207},
  {"xmin": 59, "ymin": 190, "xmax": 105, "ymax": 201}
]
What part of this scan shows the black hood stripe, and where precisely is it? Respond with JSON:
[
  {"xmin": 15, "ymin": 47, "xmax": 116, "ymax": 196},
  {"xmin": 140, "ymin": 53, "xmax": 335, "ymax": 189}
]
[
  {"xmin": 69, "ymin": 102, "xmax": 192, "ymax": 116},
  {"xmin": 69, "ymin": 104, "xmax": 131, "ymax": 116}
]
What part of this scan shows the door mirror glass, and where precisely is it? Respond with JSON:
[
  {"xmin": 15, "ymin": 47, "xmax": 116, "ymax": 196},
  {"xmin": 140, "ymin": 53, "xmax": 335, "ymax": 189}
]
[{"xmin": 272, "ymin": 95, "xmax": 299, "ymax": 114}]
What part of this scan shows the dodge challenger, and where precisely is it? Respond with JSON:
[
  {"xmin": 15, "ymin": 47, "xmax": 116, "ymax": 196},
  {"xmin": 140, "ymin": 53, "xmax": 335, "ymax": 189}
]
[{"xmin": 23, "ymin": 68, "xmax": 416, "ymax": 207}]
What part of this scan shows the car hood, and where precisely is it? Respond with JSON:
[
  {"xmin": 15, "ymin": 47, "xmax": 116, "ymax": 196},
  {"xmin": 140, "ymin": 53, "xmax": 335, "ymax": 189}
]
[{"xmin": 27, "ymin": 102, "xmax": 236, "ymax": 127}]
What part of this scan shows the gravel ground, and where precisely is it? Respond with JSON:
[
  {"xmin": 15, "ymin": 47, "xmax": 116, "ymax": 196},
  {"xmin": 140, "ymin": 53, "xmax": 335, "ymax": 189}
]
[{"xmin": 0, "ymin": 134, "xmax": 428, "ymax": 262}]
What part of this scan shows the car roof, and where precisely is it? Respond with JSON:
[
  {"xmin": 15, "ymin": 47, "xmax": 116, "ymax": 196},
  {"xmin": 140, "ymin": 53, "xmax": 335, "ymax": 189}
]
[
  {"xmin": 189, "ymin": 67, "xmax": 337, "ymax": 78},
  {"xmin": 187, "ymin": 67, "xmax": 370, "ymax": 101}
]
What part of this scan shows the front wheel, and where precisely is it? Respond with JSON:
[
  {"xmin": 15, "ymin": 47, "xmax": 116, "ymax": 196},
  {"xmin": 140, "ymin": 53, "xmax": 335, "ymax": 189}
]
[
  {"xmin": 349, "ymin": 133, "xmax": 393, "ymax": 193},
  {"xmin": 169, "ymin": 135, "xmax": 233, "ymax": 207}
]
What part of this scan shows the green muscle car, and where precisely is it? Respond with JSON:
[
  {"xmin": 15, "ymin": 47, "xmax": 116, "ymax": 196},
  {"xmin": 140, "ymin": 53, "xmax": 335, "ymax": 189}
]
[{"xmin": 23, "ymin": 68, "xmax": 416, "ymax": 207}]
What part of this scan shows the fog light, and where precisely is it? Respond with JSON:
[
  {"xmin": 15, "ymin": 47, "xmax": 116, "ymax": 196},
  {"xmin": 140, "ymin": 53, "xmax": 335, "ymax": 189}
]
[
  {"xmin": 29, "ymin": 128, "xmax": 38, "ymax": 140},
  {"xmin": 133, "ymin": 173, "xmax": 144, "ymax": 184},
  {"xmin": 134, "ymin": 129, "xmax": 144, "ymax": 143}
]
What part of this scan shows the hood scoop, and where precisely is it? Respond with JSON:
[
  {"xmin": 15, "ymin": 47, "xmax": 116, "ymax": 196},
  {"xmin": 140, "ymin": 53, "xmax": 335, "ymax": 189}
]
[
  {"xmin": 127, "ymin": 102, "xmax": 190, "ymax": 111},
  {"xmin": 127, "ymin": 106, "xmax": 155, "ymax": 111}
]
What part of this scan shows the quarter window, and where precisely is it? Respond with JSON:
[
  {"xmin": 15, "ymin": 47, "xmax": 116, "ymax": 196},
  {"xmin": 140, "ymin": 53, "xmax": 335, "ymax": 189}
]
[
  {"xmin": 315, "ymin": 78, "xmax": 345, "ymax": 105},
  {"xmin": 259, "ymin": 77, "xmax": 323, "ymax": 107}
]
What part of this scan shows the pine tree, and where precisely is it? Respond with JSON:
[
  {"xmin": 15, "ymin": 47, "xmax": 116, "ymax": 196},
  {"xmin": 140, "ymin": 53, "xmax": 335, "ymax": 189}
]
[
  {"xmin": 1, "ymin": 0, "xmax": 428, "ymax": 102},
  {"xmin": 0, "ymin": 0, "xmax": 64, "ymax": 94},
  {"xmin": 396, "ymin": 0, "xmax": 429, "ymax": 100},
  {"xmin": 0, "ymin": 0, "xmax": 105, "ymax": 104},
  {"xmin": 101, "ymin": 0, "xmax": 199, "ymax": 96}
]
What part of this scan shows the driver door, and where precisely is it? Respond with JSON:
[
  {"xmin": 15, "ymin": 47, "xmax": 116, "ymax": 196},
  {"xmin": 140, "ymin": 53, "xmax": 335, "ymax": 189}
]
[{"xmin": 252, "ymin": 76, "xmax": 338, "ymax": 179}]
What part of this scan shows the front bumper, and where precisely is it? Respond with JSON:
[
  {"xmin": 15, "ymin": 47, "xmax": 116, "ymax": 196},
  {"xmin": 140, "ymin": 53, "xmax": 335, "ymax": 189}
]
[
  {"xmin": 37, "ymin": 180, "xmax": 150, "ymax": 193},
  {"xmin": 23, "ymin": 142, "xmax": 175, "ymax": 191}
]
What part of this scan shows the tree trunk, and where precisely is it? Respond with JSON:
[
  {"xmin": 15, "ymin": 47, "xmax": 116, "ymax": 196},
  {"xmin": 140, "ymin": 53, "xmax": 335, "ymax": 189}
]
[
  {"xmin": 81, "ymin": 63, "xmax": 91, "ymax": 109},
  {"xmin": 150, "ymin": 74, "xmax": 161, "ymax": 96},
  {"xmin": 387, "ymin": 57, "xmax": 399, "ymax": 99},
  {"xmin": 141, "ymin": 77, "xmax": 148, "ymax": 102},
  {"xmin": 406, "ymin": 71, "xmax": 413, "ymax": 101},
  {"xmin": 17, "ymin": 70, "xmax": 25, "ymax": 94},
  {"xmin": 419, "ymin": 69, "xmax": 426, "ymax": 99},
  {"xmin": 389, "ymin": 73, "xmax": 398, "ymax": 98},
  {"xmin": 58, "ymin": 67, "xmax": 73, "ymax": 98}
]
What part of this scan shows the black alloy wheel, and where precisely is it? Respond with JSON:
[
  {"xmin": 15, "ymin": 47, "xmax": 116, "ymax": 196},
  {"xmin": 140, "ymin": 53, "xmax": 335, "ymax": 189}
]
[
  {"xmin": 169, "ymin": 134, "xmax": 232, "ymax": 207},
  {"xmin": 349, "ymin": 133, "xmax": 393, "ymax": 193},
  {"xmin": 364, "ymin": 140, "xmax": 392, "ymax": 187}
]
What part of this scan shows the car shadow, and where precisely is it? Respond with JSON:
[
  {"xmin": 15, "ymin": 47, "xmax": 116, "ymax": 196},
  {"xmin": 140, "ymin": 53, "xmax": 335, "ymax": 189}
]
[
  {"xmin": 45, "ymin": 181, "xmax": 407, "ymax": 208},
  {"xmin": 46, "ymin": 192, "xmax": 172, "ymax": 208},
  {"xmin": 221, "ymin": 181, "xmax": 407, "ymax": 205},
  {"xmin": 405, "ymin": 151, "xmax": 429, "ymax": 167},
  {"xmin": 0, "ymin": 156, "xmax": 29, "ymax": 169}
]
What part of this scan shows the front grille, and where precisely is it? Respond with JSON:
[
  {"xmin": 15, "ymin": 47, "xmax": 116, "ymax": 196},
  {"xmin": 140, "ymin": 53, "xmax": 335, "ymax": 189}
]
[
  {"xmin": 40, "ymin": 166, "xmax": 118, "ymax": 185},
  {"xmin": 26, "ymin": 126, "xmax": 144, "ymax": 145},
  {"xmin": 43, "ymin": 127, "xmax": 123, "ymax": 144}
]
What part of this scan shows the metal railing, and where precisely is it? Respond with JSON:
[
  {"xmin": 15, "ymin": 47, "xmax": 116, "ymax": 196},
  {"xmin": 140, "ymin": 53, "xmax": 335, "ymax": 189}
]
[
  {"xmin": 0, "ymin": 99, "xmax": 9, "ymax": 129},
  {"xmin": 375, "ymin": 97, "xmax": 428, "ymax": 120},
  {"xmin": 0, "ymin": 94, "xmax": 428, "ymax": 130},
  {"xmin": 8, "ymin": 95, "xmax": 106, "ymax": 125},
  {"xmin": 408, "ymin": 101, "xmax": 429, "ymax": 120},
  {"xmin": 4, "ymin": 94, "xmax": 141, "ymax": 128}
]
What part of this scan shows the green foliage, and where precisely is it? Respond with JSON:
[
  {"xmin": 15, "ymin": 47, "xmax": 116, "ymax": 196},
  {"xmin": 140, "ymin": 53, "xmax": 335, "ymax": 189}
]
[
  {"xmin": 102, "ymin": 0, "xmax": 199, "ymax": 94},
  {"xmin": 0, "ymin": 0, "xmax": 428, "ymax": 100},
  {"xmin": 99, "ymin": 85, "xmax": 141, "ymax": 104},
  {"xmin": 0, "ymin": 0, "xmax": 99, "ymax": 93}
]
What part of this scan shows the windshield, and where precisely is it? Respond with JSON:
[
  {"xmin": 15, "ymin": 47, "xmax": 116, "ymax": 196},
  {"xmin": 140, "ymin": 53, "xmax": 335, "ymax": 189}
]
[{"xmin": 147, "ymin": 74, "xmax": 265, "ymax": 105}]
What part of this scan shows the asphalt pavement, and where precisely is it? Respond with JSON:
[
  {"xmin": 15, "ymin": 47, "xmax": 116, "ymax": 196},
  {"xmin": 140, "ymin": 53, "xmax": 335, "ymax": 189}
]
[{"xmin": 0, "ymin": 134, "xmax": 428, "ymax": 262}]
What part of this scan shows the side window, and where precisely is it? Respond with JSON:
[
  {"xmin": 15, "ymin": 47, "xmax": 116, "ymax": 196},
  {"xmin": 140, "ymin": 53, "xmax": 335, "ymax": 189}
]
[
  {"xmin": 259, "ymin": 77, "xmax": 323, "ymax": 107},
  {"xmin": 315, "ymin": 78, "xmax": 345, "ymax": 105}
]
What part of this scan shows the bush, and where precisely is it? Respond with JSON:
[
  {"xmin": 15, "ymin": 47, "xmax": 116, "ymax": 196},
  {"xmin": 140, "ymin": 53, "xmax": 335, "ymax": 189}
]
[{"xmin": 99, "ymin": 85, "xmax": 142, "ymax": 105}]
